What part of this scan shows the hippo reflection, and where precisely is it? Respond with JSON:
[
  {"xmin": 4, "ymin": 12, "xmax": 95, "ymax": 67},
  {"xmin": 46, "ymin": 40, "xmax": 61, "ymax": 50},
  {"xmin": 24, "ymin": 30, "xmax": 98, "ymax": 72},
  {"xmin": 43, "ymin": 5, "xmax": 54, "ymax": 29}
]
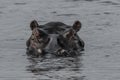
[{"xmin": 26, "ymin": 20, "xmax": 84, "ymax": 57}]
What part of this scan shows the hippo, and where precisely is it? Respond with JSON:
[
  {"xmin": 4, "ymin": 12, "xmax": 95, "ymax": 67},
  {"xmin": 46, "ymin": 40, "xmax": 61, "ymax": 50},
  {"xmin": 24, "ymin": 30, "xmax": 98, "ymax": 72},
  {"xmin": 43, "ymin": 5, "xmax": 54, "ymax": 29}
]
[{"xmin": 26, "ymin": 20, "xmax": 84, "ymax": 57}]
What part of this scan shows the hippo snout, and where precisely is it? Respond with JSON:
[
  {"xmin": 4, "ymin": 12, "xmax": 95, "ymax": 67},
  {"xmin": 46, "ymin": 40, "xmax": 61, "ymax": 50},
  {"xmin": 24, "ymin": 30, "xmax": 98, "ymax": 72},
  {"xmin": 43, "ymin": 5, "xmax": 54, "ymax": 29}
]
[
  {"xmin": 26, "ymin": 47, "xmax": 43, "ymax": 57},
  {"xmin": 55, "ymin": 48, "xmax": 77, "ymax": 56}
]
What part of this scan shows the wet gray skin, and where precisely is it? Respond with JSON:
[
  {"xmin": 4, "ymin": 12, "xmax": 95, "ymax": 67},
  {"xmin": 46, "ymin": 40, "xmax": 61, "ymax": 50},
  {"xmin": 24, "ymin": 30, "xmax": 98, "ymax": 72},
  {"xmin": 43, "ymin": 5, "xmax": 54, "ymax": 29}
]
[{"xmin": 26, "ymin": 20, "xmax": 84, "ymax": 57}]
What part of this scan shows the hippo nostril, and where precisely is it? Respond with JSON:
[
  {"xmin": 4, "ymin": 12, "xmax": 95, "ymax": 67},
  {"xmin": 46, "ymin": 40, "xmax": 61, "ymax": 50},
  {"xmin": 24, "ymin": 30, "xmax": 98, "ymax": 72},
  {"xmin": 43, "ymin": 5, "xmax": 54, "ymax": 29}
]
[
  {"xmin": 60, "ymin": 49, "xmax": 66, "ymax": 53},
  {"xmin": 37, "ymin": 49, "xmax": 42, "ymax": 53},
  {"xmin": 55, "ymin": 48, "xmax": 69, "ymax": 56}
]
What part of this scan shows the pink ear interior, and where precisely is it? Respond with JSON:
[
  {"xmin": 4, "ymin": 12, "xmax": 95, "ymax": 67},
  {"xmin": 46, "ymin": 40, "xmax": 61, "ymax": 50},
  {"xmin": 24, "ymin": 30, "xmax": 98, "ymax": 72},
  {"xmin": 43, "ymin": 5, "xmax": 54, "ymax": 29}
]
[
  {"xmin": 65, "ymin": 29, "xmax": 75, "ymax": 40},
  {"xmin": 33, "ymin": 28, "xmax": 40, "ymax": 37}
]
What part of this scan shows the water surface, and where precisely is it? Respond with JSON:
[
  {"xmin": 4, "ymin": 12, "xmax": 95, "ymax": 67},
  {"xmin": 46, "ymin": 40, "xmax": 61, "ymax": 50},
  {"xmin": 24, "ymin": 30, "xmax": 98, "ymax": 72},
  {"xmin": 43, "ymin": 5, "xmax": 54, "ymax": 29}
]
[{"xmin": 0, "ymin": 0, "xmax": 120, "ymax": 80}]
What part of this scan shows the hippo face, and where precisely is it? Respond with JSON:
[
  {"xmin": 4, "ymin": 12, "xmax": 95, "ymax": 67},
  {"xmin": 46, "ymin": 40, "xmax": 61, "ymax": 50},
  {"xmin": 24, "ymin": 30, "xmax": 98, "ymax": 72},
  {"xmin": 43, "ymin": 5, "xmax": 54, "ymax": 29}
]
[
  {"xmin": 56, "ymin": 28, "xmax": 84, "ymax": 56},
  {"xmin": 26, "ymin": 21, "xmax": 50, "ymax": 56},
  {"xmin": 26, "ymin": 20, "xmax": 84, "ymax": 57}
]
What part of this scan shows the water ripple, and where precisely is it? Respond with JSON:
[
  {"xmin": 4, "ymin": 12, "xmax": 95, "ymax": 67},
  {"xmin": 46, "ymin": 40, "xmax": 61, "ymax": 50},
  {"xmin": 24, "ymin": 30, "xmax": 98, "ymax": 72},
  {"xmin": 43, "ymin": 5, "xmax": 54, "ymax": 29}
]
[
  {"xmin": 14, "ymin": 2, "xmax": 27, "ymax": 5},
  {"xmin": 100, "ymin": 1, "xmax": 120, "ymax": 5},
  {"xmin": 56, "ymin": 14, "xmax": 78, "ymax": 17}
]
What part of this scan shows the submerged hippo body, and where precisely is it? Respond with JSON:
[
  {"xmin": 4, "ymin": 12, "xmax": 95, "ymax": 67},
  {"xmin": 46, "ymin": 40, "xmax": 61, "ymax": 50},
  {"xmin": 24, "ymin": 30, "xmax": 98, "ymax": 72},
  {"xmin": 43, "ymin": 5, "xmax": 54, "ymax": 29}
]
[{"xmin": 26, "ymin": 20, "xmax": 84, "ymax": 57}]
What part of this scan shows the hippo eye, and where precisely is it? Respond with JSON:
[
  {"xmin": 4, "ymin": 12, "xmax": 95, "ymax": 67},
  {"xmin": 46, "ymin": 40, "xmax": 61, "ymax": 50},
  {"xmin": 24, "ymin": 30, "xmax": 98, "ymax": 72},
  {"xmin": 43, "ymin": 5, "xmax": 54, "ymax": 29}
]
[
  {"xmin": 32, "ymin": 39, "xmax": 34, "ymax": 40},
  {"xmin": 57, "ymin": 35, "xmax": 68, "ymax": 48},
  {"xmin": 38, "ymin": 38, "xmax": 43, "ymax": 42},
  {"xmin": 31, "ymin": 37, "xmax": 35, "ymax": 40},
  {"xmin": 36, "ymin": 35, "xmax": 41, "ymax": 38}
]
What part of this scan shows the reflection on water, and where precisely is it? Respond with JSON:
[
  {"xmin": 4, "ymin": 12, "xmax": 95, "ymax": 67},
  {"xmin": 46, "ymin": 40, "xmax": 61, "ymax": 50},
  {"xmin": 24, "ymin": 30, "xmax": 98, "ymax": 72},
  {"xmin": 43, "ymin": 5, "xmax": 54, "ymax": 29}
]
[{"xmin": 26, "ymin": 53, "xmax": 85, "ymax": 79}]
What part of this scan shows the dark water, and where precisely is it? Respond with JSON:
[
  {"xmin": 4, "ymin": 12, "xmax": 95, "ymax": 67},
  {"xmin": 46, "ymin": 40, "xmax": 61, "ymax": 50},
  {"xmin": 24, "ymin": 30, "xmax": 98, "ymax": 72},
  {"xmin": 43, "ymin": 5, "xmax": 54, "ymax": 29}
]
[{"xmin": 0, "ymin": 0, "xmax": 120, "ymax": 80}]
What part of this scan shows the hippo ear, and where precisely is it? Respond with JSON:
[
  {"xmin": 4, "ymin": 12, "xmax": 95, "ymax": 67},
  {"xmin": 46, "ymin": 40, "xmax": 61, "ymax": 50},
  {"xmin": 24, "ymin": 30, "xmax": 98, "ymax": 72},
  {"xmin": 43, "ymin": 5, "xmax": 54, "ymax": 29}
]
[
  {"xmin": 66, "ymin": 29, "xmax": 74, "ymax": 39},
  {"xmin": 72, "ymin": 20, "xmax": 81, "ymax": 32},
  {"xmin": 64, "ymin": 29, "xmax": 75, "ymax": 39},
  {"xmin": 30, "ymin": 20, "xmax": 39, "ymax": 30}
]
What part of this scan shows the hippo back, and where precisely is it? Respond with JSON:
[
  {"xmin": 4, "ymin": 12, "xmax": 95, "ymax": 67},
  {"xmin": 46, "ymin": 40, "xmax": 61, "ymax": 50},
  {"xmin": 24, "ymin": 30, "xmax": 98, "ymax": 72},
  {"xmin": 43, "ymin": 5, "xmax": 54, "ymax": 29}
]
[{"xmin": 39, "ymin": 22, "xmax": 71, "ymax": 34}]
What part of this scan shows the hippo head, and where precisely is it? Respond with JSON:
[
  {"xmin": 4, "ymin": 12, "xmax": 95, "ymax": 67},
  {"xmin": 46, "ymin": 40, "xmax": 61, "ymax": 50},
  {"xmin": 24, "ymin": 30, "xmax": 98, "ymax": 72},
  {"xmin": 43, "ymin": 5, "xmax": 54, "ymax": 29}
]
[
  {"xmin": 56, "ymin": 22, "xmax": 83, "ymax": 56},
  {"xmin": 26, "ymin": 20, "xmax": 50, "ymax": 56},
  {"xmin": 26, "ymin": 20, "xmax": 84, "ymax": 57}
]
